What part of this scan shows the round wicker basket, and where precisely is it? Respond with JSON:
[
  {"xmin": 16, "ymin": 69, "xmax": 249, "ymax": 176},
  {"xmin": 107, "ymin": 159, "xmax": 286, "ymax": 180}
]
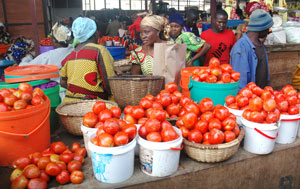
[
  {"xmin": 183, "ymin": 128, "xmax": 245, "ymax": 163},
  {"xmin": 108, "ymin": 75, "xmax": 164, "ymax": 109},
  {"xmin": 55, "ymin": 100, "xmax": 118, "ymax": 136}
]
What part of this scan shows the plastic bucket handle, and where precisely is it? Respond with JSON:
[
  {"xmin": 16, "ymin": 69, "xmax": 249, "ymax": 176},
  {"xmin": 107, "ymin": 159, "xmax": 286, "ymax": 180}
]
[
  {"xmin": 254, "ymin": 128, "xmax": 278, "ymax": 140},
  {"xmin": 0, "ymin": 107, "xmax": 50, "ymax": 138},
  {"xmin": 281, "ymin": 117, "xmax": 300, "ymax": 122},
  {"xmin": 170, "ymin": 143, "xmax": 183, "ymax": 151}
]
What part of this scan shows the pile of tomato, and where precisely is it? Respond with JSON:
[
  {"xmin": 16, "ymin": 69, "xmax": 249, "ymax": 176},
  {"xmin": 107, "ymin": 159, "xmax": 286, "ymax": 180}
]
[
  {"xmin": 113, "ymin": 36, "xmax": 120, "ymax": 42},
  {"xmin": 226, "ymin": 83, "xmax": 300, "ymax": 124},
  {"xmin": 0, "ymin": 83, "xmax": 46, "ymax": 112},
  {"xmin": 190, "ymin": 57, "xmax": 240, "ymax": 83},
  {"xmin": 176, "ymin": 98, "xmax": 240, "ymax": 144},
  {"xmin": 40, "ymin": 37, "xmax": 53, "ymax": 46},
  {"xmin": 10, "ymin": 142, "xmax": 86, "ymax": 188}
]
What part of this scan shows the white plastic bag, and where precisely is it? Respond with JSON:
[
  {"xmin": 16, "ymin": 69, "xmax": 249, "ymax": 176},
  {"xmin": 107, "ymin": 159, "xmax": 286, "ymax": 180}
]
[{"xmin": 283, "ymin": 22, "xmax": 300, "ymax": 44}]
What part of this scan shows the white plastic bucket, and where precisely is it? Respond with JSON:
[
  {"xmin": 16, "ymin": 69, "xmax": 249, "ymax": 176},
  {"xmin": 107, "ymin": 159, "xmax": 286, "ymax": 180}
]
[
  {"xmin": 106, "ymin": 41, "xmax": 113, "ymax": 46},
  {"xmin": 134, "ymin": 124, "xmax": 141, "ymax": 156},
  {"xmin": 137, "ymin": 127, "xmax": 183, "ymax": 177},
  {"xmin": 224, "ymin": 104, "xmax": 243, "ymax": 125},
  {"xmin": 88, "ymin": 132, "xmax": 136, "ymax": 183},
  {"xmin": 276, "ymin": 114, "xmax": 300, "ymax": 144},
  {"xmin": 241, "ymin": 117, "xmax": 279, "ymax": 155},
  {"xmin": 81, "ymin": 124, "xmax": 97, "ymax": 157}
]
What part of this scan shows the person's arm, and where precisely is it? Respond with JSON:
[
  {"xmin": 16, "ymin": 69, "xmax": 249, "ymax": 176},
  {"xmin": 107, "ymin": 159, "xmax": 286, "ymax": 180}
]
[
  {"xmin": 230, "ymin": 48, "xmax": 250, "ymax": 91},
  {"xmin": 131, "ymin": 64, "xmax": 142, "ymax": 75},
  {"xmin": 60, "ymin": 77, "xmax": 68, "ymax": 89},
  {"xmin": 189, "ymin": 42, "xmax": 211, "ymax": 66}
]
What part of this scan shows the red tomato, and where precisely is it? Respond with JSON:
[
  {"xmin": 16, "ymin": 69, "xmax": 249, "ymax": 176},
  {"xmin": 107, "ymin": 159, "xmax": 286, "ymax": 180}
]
[
  {"xmin": 160, "ymin": 95, "xmax": 172, "ymax": 107},
  {"xmin": 208, "ymin": 118, "xmax": 222, "ymax": 131},
  {"xmin": 173, "ymin": 91, "xmax": 182, "ymax": 100},
  {"xmin": 59, "ymin": 153, "xmax": 73, "ymax": 164},
  {"xmin": 231, "ymin": 71, "xmax": 241, "ymax": 81},
  {"xmin": 192, "ymin": 75, "xmax": 200, "ymax": 82},
  {"xmin": 206, "ymin": 75, "xmax": 217, "ymax": 83},
  {"xmin": 145, "ymin": 118, "xmax": 161, "ymax": 133},
  {"xmin": 31, "ymin": 96, "xmax": 44, "ymax": 106},
  {"xmin": 29, "ymin": 152, "xmax": 41, "ymax": 165},
  {"xmin": 228, "ymin": 103, "xmax": 239, "ymax": 110},
  {"xmin": 145, "ymin": 94, "xmax": 155, "ymax": 102},
  {"xmin": 263, "ymin": 98, "xmax": 277, "ymax": 112},
  {"xmin": 274, "ymin": 93, "xmax": 285, "ymax": 103},
  {"xmin": 286, "ymin": 95, "xmax": 297, "ymax": 106},
  {"xmin": 242, "ymin": 109, "xmax": 252, "ymax": 121},
  {"xmin": 12, "ymin": 156, "xmax": 31, "ymax": 170},
  {"xmin": 203, "ymin": 132, "xmax": 210, "ymax": 142},
  {"xmin": 11, "ymin": 175, "xmax": 28, "ymax": 189},
  {"xmin": 232, "ymin": 125, "xmax": 240, "ymax": 137},
  {"xmin": 167, "ymin": 103, "xmax": 180, "ymax": 115},
  {"xmin": 282, "ymin": 85, "xmax": 294, "ymax": 94},
  {"xmin": 27, "ymin": 178, "xmax": 47, "ymax": 189},
  {"xmin": 91, "ymin": 137, "xmax": 98, "ymax": 146},
  {"xmin": 20, "ymin": 92, "xmax": 32, "ymax": 102},
  {"xmin": 56, "ymin": 170, "xmax": 70, "ymax": 185},
  {"xmin": 200, "ymin": 111, "xmax": 214, "ymax": 122},
  {"xmin": 114, "ymin": 131, "xmax": 129, "ymax": 146},
  {"xmin": 146, "ymin": 132, "xmax": 162, "ymax": 142},
  {"xmin": 23, "ymin": 164, "xmax": 40, "ymax": 179},
  {"xmin": 37, "ymin": 157, "xmax": 50, "ymax": 170},
  {"xmin": 45, "ymin": 162, "xmax": 61, "ymax": 176},
  {"xmin": 179, "ymin": 126, "xmax": 190, "ymax": 138},
  {"xmin": 0, "ymin": 88, "xmax": 11, "ymax": 97},
  {"xmin": 75, "ymin": 148, "xmax": 86, "ymax": 157},
  {"xmin": 211, "ymin": 68, "xmax": 221, "ymax": 77},
  {"xmin": 222, "ymin": 117, "xmax": 236, "ymax": 131},
  {"xmin": 138, "ymin": 125, "xmax": 148, "ymax": 139},
  {"xmin": 249, "ymin": 96, "xmax": 263, "ymax": 111},
  {"xmin": 188, "ymin": 129, "xmax": 203, "ymax": 143},
  {"xmin": 56, "ymin": 161, "xmax": 67, "ymax": 171},
  {"xmin": 124, "ymin": 105, "xmax": 134, "ymax": 115},
  {"xmin": 285, "ymin": 89, "xmax": 297, "ymax": 96},
  {"xmin": 122, "ymin": 124, "xmax": 137, "ymax": 140},
  {"xmin": 165, "ymin": 82, "xmax": 178, "ymax": 93},
  {"xmin": 288, "ymin": 105, "xmax": 299, "ymax": 115},
  {"xmin": 67, "ymin": 160, "xmax": 82, "ymax": 173},
  {"xmin": 209, "ymin": 57, "xmax": 220, "ymax": 68},
  {"xmin": 13, "ymin": 90, "xmax": 22, "ymax": 99},
  {"xmin": 213, "ymin": 106, "xmax": 229, "ymax": 121},
  {"xmin": 221, "ymin": 73, "xmax": 231, "ymax": 83},
  {"xmin": 195, "ymin": 120, "xmax": 208, "ymax": 134},
  {"xmin": 39, "ymin": 170, "xmax": 50, "ymax": 182},
  {"xmin": 261, "ymin": 90, "xmax": 272, "ymax": 100},
  {"xmin": 184, "ymin": 102, "xmax": 200, "ymax": 116},
  {"xmin": 179, "ymin": 96, "xmax": 191, "ymax": 107},
  {"xmin": 149, "ymin": 108, "xmax": 166, "ymax": 121},
  {"xmin": 209, "ymin": 128, "xmax": 225, "ymax": 144},
  {"xmin": 161, "ymin": 121, "xmax": 173, "ymax": 130},
  {"xmin": 250, "ymin": 111, "xmax": 264, "ymax": 123},
  {"xmin": 228, "ymin": 112, "xmax": 237, "ymax": 120},
  {"xmin": 199, "ymin": 72, "xmax": 209, "ymax": 81},
  {"xmin": 73, "ymin": 154, "xmax": 84, "ymax": 164},
  {"xmin": 170, "ymin": 94, "xmax": 179, "ymax": 104},
  {"xmin": 266, "ymin": 112, "xmax": 279, "ymax": 123},
  {"xmin": 224, "ymin": 131, "xmax": 236, "ymax": 143},
  {"xmin": 97, "ymin": 133, "xmax": 114, "ymax": 147},
  {"xmin": 51, "ymin": 142, "xmax": 67, "ymax": 154},
  {"xmin": 124, "ymin": 114, "xmax": 137, "ymax": 124},
  {"xmin": 110, "ymin": 107, "xmax": 121, "ymax": 118},
  {"xmin": 13, "ymin": 99, "xmax": 27, "ymax": 110},
  {"xmin": 92, "ymin": 101, "xmax": 107, "ymax": 114},
  {"xmin": 132, "ymin": 106, "xmax": 145, "ymax": 119},
  {"xmin": 239, "ymin": 88, "xmax": 253, "ymax": 99},
  {"xmin": 19, "ymin": 83, "xmax": 33, "ymax": 93},
  {"xmin": 71, "ymin": 143, "xmax": 81, "ymax": 153},
  {"xmin": 32, "ymin": 88, "xmax": 44, "ymax": 97},
  {"xmin": 152, "ymin": 102, "xmax": 163, "ymax": 109},
  {"xmin": 225, "ymin": 95, "xmax": 236, "ymax": 106},
  {"xmin": 220, "ymin": 64, "xmax": 232, "ymax": 73},
  {"xmin": 182, "ymin": 112, "xmax": 198, "ymax": 129},
  {"xmin": 252, "ymin": 86, "xmax": 264, "ymax": 96},
  {"xmin": 83, "ymin": 112, "xmax": 98, "ymax": 128},
  {"xmin": 103, "ymin": 118, "xmax": 120, "ymax": 135},
  {"xmin": 98, "ymin": 109, "xmax": 113, "ymax": 122},
  {"xmin": 176, "ymin": 117, "xmax": 184, "ymax": 127},
  {"xmin": 139, "ymin": 98, "xmax": 153, "ymax": 109},
  {"xmin": 277, "ymin": 100, "xmax": 289, "ymax": 112},
  {"xmin": 178, "ymin": 108, "xmax": 188, "ymax": 117},
  {"xmin": 4, "ymin": 94, "xmax": 18, "ymax": 106},
  {"xmin": 161, "ymin": 128, "xmax": 179, "ymax": 142},
  {"xmin": 236, "ymin": 96, "xmax": 249, "ymax": 107},
  {"xmin": 138, "ymin": 117, "xmax": 148, "ymax": 125},
  {"xmin": 94, "ymin": 122, "xmax": 104, "ymax": 130},
  {"xmin": 70, "ymin": 170, "xmax": 84, "ymax": 184},
  {"xmin": 199, "ymin": 98, "xmax": 214, "ymax": 113},
  {"xmin": 160, "ymin": 90, "xmax": 170, "ymax": 96}
]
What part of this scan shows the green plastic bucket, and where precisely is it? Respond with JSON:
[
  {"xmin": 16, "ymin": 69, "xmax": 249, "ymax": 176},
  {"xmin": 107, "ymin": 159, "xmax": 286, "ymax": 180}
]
[
  {"xmin": 0, "ymin": 79, "xmax": 50, "ymax": 89},
  {"xmin": 188, "ymin": 79, "xmax": 239, "ymax": 105}
]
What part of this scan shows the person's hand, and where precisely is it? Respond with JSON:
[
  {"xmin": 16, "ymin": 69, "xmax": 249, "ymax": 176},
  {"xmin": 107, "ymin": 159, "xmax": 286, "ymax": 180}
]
[{"xmin": 185, "ymin": 59, "xmax": 194, "ymax": 67}]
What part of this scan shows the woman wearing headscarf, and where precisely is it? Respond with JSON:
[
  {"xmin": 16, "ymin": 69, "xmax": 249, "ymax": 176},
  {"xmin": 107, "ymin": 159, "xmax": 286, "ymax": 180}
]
[
  {"xmin": 130, "ymin": 15, "xmax": 169, "ymax": 75},
  {"xmin": 60, "ymin": 17, "xmax": 115, "ymax": 103},
  {"xmin": 169, "ymin": 13, "xmax": 211, "ymax": 66}
]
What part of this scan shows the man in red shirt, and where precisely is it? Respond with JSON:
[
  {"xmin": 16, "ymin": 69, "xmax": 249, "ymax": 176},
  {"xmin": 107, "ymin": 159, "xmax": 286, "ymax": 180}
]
[{"xmin": 200, "ymin": 9, "xmax": 236, "ymax": 66}]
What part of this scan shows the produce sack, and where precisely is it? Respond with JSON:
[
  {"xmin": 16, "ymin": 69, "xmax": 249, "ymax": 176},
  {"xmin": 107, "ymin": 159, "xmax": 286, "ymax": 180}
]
[
  {"xmin": 283, "ymin": 22, "xmax": 300, "ymax": 44},
  {"xmin": 153, "ymin": 43, "xmax": 186, "ymax": 85}
]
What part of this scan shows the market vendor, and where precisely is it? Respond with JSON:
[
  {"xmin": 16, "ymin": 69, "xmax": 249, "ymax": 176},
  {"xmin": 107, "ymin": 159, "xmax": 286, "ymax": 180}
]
[
  {"xmin": 200, "ymin": 9, "xmax": 236, "ymax": 66},
  {"xmin": 0, "ymin": 21, "xmax": 10, "ymax": 45},
  {"xmin": 230, "ymin": 9, "xmax": 273, "ymax": 90},
  {"xmin": 130, "ymin": 15, "xmax": 168, "ymax": 75},
  {"xmin": 169, "ymin": 13, "xmax": 211, "ymax": 66},
  {"xmin": 60, "ymin": 17, "xmax": 116, "ymax": 103}
]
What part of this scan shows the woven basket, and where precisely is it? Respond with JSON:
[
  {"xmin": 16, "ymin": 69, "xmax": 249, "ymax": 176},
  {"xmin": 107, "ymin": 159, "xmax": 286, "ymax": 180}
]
[
  {"xmin": 55, "ymin": 100, "xmax": 118, "ymax": 136},
  {"xmin": 108, "ymin": 75, "xmax": 165, "ymax": 109},
  {"xmin": 113, "ymin": 59, "xmax": 132, "ymax": 72},
  {"xmin": 183, "ymin": 128, "xmax": 245, "ymax": 163}
]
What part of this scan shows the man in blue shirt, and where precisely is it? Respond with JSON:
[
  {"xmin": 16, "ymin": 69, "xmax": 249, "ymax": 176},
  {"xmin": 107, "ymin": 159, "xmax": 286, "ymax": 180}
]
[{"xmin": 230, "ymin": 9, "xmax": 273, "ymax": 90}]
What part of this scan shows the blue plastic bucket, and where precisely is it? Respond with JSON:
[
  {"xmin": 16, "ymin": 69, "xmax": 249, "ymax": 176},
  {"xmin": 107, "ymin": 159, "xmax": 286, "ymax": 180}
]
[
  {"xmin": 0, "ymin": 60, "xmax": 15, "ymax": 81},
  {"xmin": 40, "ymin": 46, "xmax": 54, "ymax": 54},
  {"xmin": 189, "ymin": 79, "xmax": 239, "ymax": 105},
  {"xmin": 106, "ymin": 47, "xmax": 126, "ymax": 61}
]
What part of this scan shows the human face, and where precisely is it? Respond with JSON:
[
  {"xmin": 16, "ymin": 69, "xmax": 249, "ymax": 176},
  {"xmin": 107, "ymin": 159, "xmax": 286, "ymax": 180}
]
[
  {"xmin": 258, "ymin": 29, "xmax": 270, "ymax": 39},
  {"xmin": 140, "ymin": 25, "xmax": 159, "ymax": 46},
  {"xmin": 170, "ymin": 22, "xmax": 183, "ymax": 39},
  {"xmin": 186, "ymin": 14, "xmax": 198, "ymax": 27},
  {"xmin": 214, "ymin": 15, "xmax": 228, "ymax": 33}
]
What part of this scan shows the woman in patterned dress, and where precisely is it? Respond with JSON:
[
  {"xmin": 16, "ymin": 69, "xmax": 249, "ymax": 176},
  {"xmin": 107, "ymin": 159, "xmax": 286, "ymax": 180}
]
[{"xmin": 129, "ymin": 15, "xmax": 169, "ymax": 75}]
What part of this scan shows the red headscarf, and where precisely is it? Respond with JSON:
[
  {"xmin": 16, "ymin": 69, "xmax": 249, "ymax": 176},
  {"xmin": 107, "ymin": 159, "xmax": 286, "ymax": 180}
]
[
  {"xmin": 128, "ymin": 17, "xmax": 142, "ymax": 38},
  {"xmin": 245, "ymin": 2, "xmax": 261, "ymax": 16}
]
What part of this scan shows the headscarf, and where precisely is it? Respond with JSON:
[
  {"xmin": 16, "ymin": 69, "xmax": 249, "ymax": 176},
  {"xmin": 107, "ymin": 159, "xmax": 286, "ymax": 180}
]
[
  {"xmin": 140, "ymin": 15, "xmax": 169, "ymax": 40},
  {"xmin": 0, "ymin": 21, "xmax": 4, "ymax": 27},
  {"xmin": 245, "ymin": 2, "xmax": 261, "ymax": 16},
  {"xmin": 128, "ymin": 16, "xmax": 142, "ymax": 38},
  {"xmin": 72, "ymin": 17, "xmax": 97, "ymax": 43},
  {"xmin": 169, "ymin": 13, "xmax": 184, "ymax": 26},
  {"xmin": 52, "ymin": 22, "xmax": 72, "ymax": 44}
]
